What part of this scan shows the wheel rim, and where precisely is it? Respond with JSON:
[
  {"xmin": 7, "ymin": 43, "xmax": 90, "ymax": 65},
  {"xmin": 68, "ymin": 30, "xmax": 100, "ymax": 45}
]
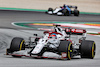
[
  {"xmin": 19, "ymin": 40, "xmax": 25, "ymax": 51},
  {"xmin": 68, "ymin": 43, "xmax": 72, "ymax": 60},
  {"xmin": 92, "ymin": 42, "xmax": 95, "ymax": 58}
]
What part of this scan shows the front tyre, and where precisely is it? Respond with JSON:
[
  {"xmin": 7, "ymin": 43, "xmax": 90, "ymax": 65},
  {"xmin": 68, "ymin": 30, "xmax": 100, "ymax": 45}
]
[
  {"xmin": 10, "ymin": 37, "xmax": 25, "ymax": 57},
  {"xmin": 48, "ymin": 8, "xmax": 53, "ymax": 11},
  {"xmin": 58, "ymin": 40, "xmax": 73, "ymax": 60},
  {"xmin": 80, "ymin": 40, "xmax": 96, "ymax": 59},
  {"xmin": 10, "ymin": 37, "xmax": 25, "ymax": 52},
  {"xmin": 47, "ymin": 8, "xmax": 53, "ymax": 15}
]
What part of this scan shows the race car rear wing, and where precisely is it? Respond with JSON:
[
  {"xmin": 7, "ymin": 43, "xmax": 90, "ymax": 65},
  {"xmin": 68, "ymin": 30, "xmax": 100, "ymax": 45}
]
[
  {"xmin": 53, "ymin": 24, "xmax": 86, "ymax": 35},
  {"xmin": 65, "ymin": 28, "xmax": 86, "ymax": 35}
]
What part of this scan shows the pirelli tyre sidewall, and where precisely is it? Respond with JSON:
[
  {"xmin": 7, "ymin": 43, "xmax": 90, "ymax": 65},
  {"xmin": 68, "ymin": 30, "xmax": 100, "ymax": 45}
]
[
  {"xmin": 58, "ymin": 40, "xmax": 73, "ymax": 60},
  {"xmin": 80, "ymin": 40, "xmax": 96, "ymax": 59},
  {"xmin": 10, "ymin": 37, "xmax": 25, "ymax": 52}
]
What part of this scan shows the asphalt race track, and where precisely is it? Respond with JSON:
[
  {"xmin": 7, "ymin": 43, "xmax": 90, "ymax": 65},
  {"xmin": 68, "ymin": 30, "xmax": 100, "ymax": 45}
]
[
  {"xmin": 0, "ymin": 10, "xmax": 100, "ymax": 67},
  {"xmin": 0, "ymin": 10, "xmax": 100, "ymax": 29}
]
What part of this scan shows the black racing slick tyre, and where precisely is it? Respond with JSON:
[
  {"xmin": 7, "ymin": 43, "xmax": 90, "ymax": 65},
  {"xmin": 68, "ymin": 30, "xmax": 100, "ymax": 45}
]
[
  {"xmin": 10, "ymin": 37, "xmax": 25, "ymax": 52},
  {"xmin": 74, "ymin": 9, "xmax": 79, "ymax": 16},
  {"xmin": 62, "ymin": 9, "xmax": 69, "ymax": 16},
  {"xmin": 80, "ymin": 40, "xmax": 96, "ymax": 59},
  {"xmin": 48, "ymin": 8, "xmax": 53, "ymax": 11},
  {"xmin": 46, "ymin": 8, "xmax": 53, "ymax": 14},
  {"xmin": 58, "ymin": 40, "xmax": 73, "ymax": 60}
]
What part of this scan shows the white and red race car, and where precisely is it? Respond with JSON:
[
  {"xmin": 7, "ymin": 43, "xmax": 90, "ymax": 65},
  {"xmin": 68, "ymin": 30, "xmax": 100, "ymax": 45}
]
[{"xmin": 6, "ymin": 25, "xmax": 96, "ymax": 60}]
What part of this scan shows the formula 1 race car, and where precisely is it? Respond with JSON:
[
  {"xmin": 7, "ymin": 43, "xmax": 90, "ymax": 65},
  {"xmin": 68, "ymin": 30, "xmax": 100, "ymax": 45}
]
[
  {"xmin": 46, "ymin": 4, "xmax": 80, "ymax": 16},
  {"xmin": 6, "ymin": 25, "xmax": 96, "ymax": 60}
]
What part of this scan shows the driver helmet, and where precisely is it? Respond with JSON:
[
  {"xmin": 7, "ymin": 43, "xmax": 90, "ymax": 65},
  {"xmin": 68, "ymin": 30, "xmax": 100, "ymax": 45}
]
[
  {"xmin": 63, "ymin": 4, "xmax": 66, "ymax": 8},
  {"xmin": 49, "ymin": 33, "xmax": 57, "ymax": 39}
]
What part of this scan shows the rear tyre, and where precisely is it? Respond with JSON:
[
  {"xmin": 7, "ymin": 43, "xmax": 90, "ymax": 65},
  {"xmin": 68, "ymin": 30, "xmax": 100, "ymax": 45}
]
[
  {"xmin": 10, "ymin": 37, "xmax": 25, "ymax": 57},
  {"xmin": 74, "ymin": 9, "xmax": 79, "ymax": 16},
  {"xmin": 80, "ymin": 40, "xmax": 96, "ymax": 59},
  {"xmin": 62, "ymin": 9, "xmax": 69, "ymax": 16},
  {"xmin": 58, "ymin": 40, "xmax": 73, "ymax": 60}
]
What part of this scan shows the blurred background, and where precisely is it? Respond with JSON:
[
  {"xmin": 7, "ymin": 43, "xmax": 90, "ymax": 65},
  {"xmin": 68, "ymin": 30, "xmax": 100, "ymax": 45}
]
[{"xmin": 0, "ymin": 0, "xmax": 100, "ymax": 13}]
